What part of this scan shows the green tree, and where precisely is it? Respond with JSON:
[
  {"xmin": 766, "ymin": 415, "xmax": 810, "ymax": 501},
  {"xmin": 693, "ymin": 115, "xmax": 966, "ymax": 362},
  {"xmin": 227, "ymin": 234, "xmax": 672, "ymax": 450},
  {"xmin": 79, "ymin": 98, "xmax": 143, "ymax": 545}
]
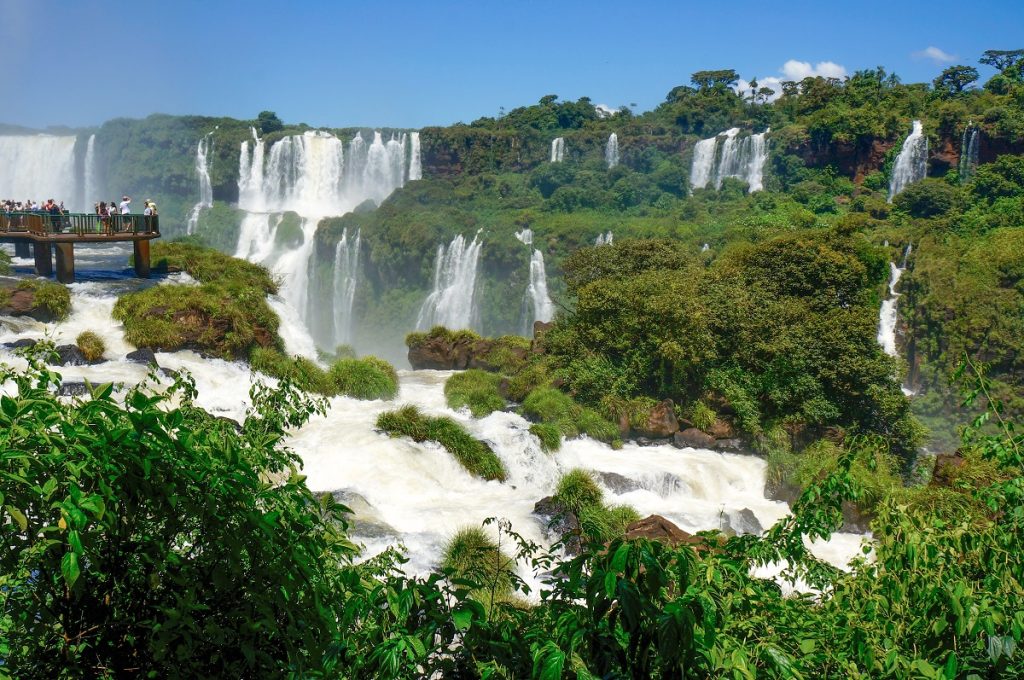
[
  {"xmin": 979, "ymin": 48, "xmax": 1024, "ymax": 71},
  {"xmin": 690, "ymin": 69, "xmax": 740, "ymax": 92},
  {"xmin": 256, "ymin": 110, "xmax": 284, "ymax": 134},
  {"xmin": 933, "ymin": 65, "xmax": 980, "ymax": 96}
]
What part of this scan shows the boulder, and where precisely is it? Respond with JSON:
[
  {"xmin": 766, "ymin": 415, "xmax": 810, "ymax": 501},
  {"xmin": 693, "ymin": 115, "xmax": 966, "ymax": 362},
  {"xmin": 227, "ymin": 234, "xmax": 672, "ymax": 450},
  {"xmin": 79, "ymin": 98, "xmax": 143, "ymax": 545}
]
[
  {"xmin": 57, "ymin": 381, "xmax": 90, "ymax": 397},
  {"xmin": 931, "ymin": 452, "xmax": 967, "ymax": 487},
  {"xmin": 593, "ymin": 471, "xmax": 641, "ymax": 495},
  {"xmin": 533, "ymin": 496, "xmax": 582, "ymax": 555},
  {"xmin": 633, "ymin": 399, "xmax": 679, "ymax": 438},
  {"xmin": 623, "ymin": 515, "xmax": 700, "ymax": 547},
  {"xmin": 0, "ymin": 287, "xmax": 60, "ymax": 322},
  {"xmin": 729, "ymin": 508, "xmax": 763, "ymax": 535},
  {"xmin": 53, "ymin": 344, "xmax": 88, "ymax": 366},
  {"xmin": 764, "ymin": 477, "xmax": 801, "ymax": 507},
  {"xmin": 673, "ymin": 427, "xmax": 715, "ymax": 450},
  {"xmin": 635, "ymin": 436, "xmax": 672, "ymax": 447},
  {"xmin": 126, "ymin": 348, "xmax": 160, "ymax": 367},
  {"xmin": 4, "ymin": 338, "xmax": 38, "ymax": 350},
  {"xmin": 712, "ymin": 438, "xmax": 744, "ymax": 452},
  {"xmin": 707, "ymin": 418, "xmax": 734, "ymax": 439},
  {"xmin": 841, "ymin": 500, "xmax": 873, "ymax": 534}
]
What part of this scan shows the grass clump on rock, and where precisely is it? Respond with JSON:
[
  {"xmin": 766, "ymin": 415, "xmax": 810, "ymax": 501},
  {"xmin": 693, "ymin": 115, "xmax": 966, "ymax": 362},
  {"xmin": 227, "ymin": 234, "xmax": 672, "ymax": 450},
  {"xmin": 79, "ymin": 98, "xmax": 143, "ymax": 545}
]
[
  {"xmin": 441, "ymin": 526, "xmax": 516, "ymax": 609},
  {"xmin": 521, "ymin": 387, "xmax": 620, "ymax": 444},
  {"xmin": 376, "ymin": 405, "xmax": 506, "ymax": 481},
  {"xmin": 553, "ymin": 468, "xmax": 641, "ymax": 544},
  {"xmin": 114, "ymin": 243, "xmax": 280, "ymax": 360},
  {"xmin": 17, "ymin": 280, "xmax": 71, "ymax": 320},
  {"xmin": 529, "ymin": 422, "xmax": 562, "ymax": 452},
  {"xmin": 75, "ymin": 331, "xmax": 106, "ymax": 362},
  {"xmin": 444, "ymin": 370, "xmax": 505, "ymax": 417},
  {"xmin": 329, "ymin": 356, "xmax": 398, "ymax": 400},
  {"xmin": 250, "ymin": 348, "xmax": 335, "ymax": 395}
]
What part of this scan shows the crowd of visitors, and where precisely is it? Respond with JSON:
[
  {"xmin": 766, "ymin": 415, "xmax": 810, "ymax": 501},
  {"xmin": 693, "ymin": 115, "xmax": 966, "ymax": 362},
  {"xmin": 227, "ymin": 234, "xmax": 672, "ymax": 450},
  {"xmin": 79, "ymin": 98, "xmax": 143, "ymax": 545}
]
[{"xmin": 1, "ymin": 195, "xmax": 158, "ymax": 234}]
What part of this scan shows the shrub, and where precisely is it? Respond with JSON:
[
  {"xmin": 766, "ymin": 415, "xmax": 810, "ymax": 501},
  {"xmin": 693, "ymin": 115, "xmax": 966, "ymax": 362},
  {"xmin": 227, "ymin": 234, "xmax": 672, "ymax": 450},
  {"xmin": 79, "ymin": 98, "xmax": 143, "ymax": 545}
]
[
  {"xmin": 503, "ymin": 361, "xmax": 551, "ymax": 402},
  {"xmin": 445, "ymin": 370, "xmax": 505, "ymax": 417},
  {"xmin": 553, "ymin": 469, "xmax": 604, "ymax": 516},
  {"xmin": 687, "ymin": 400, "xmax": 717, "ymax": 432},
  {"xmin": 441, "ymin": 526, "xmax": 515, "ymax": 608},
  {"xmin": 376, "ymin": 405, "xmax": 506, "ymax": 481},
  {"xmin": 522, "ymin": 387, "xmax": 620, "ymax": 443},
  {"xmin": 529, "ymin": 423, "xmax": 562, "ymax": 452},
  {"xmin": 249, "ymin": 348, "xmax": 335, "ymax": 395},
  {"xmin": 0, "ymin": 249, "xmax": 10, "ymax": 275},
  {"xmin": 478, "ymin": 335, "xmax": 531, "ymax": 374},
  {"xmin": 150, "ymin": 241, "xmax": 277, "ymax": 294},
  {"xmin": 75, "ymin": 331, "xmax": 106, "ymax": 362},
  {"xmin": 553, "ymin": 469, "xmax": 641, "ymax": 543},
  {"xmin": 893, "ymin": 178, "xmax": 959, "ymax": 217},
  {"xmin": 330, "ymin": 356, "xmax": 399, "ymax": 400},
  {"xmin": 16, "ymin": 280, "xmax": 71, "ymax": 320}
]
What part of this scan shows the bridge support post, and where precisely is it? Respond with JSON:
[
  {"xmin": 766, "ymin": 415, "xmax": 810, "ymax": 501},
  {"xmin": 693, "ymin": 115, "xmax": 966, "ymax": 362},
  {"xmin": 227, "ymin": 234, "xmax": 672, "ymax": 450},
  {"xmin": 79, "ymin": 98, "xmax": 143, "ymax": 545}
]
[
  {"xmin": 15, "ymin": 241, "xmax": 31, "ymax": 258},
  {"xmin": 133, "ymin": 239, "xmax": 151, "ymax": 278},
  {"xmin": 33, "ymin": 242, "xmax": 52, "ymax": 277},
  {"xmin": 54, "ymin": 243, "xmax": 75, "ymax": 284}
]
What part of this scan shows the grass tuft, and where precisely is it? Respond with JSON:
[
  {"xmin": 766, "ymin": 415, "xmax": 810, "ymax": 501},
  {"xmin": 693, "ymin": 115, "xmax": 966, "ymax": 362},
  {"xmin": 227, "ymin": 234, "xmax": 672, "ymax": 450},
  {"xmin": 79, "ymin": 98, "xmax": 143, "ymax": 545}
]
[
  {"xmin": 521, "ymin": 387, "xmax": 619, "ymax": 444},
  {"xmin": 75, "ymin": 331, "xmax": 106, "ymax": 362},
  {"xmin": 529, "ymin": 422, "xmax": 562, "ymax": 452},
  {"xmin": 329, "ymin": 356, "xmax": 399, "ymax": 400},
  {"xmin": 445, "ymin": 370, "xmax": 505, "ymax": 417}
]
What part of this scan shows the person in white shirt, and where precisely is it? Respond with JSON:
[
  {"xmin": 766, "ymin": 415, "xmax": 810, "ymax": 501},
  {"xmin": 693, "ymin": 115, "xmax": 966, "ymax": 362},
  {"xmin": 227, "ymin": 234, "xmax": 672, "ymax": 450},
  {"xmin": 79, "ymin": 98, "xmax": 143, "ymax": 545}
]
[{"xmin": 119, "ymin": 196, "xmax": 131, "ymax": 214}]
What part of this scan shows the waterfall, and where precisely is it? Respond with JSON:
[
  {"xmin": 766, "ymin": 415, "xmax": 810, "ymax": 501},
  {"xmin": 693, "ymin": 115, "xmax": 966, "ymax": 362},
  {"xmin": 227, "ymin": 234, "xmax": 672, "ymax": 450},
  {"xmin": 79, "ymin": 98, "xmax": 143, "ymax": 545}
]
[
  {"xmin": 877, "ymin": 244, "xmax": 912, "ymax": 358},
  {"xmin": 234, "ymin": 212, "xmax": 282, "ymax": 264},
  {"xmin": 408, "ymin": 131, "xmax": 422, "ymax": 181},
  {"xmin": 689, "ymin": 137, "xmax": 718, "ymax": 190},
  {"xmin": 82, "ymin": 134, "xmax": 97, "ymax": 210},
  {"xmin": 515, "ymin": 228, "xmax": 533, "ymax": 245},
  {"xmin": 595, "ymin": 231, "xmax": 614, "ymax": 246},
  {"xmin": 605, "ymin": 133, "xmax": 619, "ymax": 168},
  {"xmin": 959, "ymin": 125, "xmax": 980, "ymax": 183},
  {"xmin": 186, "ymin": 133, "xmax": 214, "ymax": 235},
  {"xmin": 332, "ymin": 228, "xmax": 361, "ymax": 347},
  {"xmin": 0, "ymin": 135, "xmax": 78, "ymax": 204},
  {"xmin": 701, "ymin": 243, "xmax": 710, "ymax": 252},
  {"xmin": 888, "ymin": 120, "xmax": 928, "ymax": 201},
  {"xmin": 515, "ymin": 228, "xmax": 554, "ymax": 332},
  {"xmin": 690, "ymin": 128, "xmax": 768, "ymax": 193},
  {"xmin": 550, "ymin": 137, "xmax": 565, "ymax": 163},
  {"xmin": 416, "ymin": 232, "xmax": 483, "ymax": 331}
]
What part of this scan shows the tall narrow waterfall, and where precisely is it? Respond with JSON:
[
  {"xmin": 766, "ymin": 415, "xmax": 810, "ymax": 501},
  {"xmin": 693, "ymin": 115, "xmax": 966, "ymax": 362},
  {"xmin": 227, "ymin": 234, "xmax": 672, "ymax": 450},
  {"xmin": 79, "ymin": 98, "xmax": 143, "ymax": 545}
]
[
  {"xmin": 82, "ymin": 134, "xmax": 97, "ymax": 210},
  {"xmin": 595, "ymin": 231, "xmax": 614, "ymax": 246},
  {"xmin": 877, "ymin": 244, "xmax": 912, "ymax": 357},
  {"xmin": 690, "ymin": 128, "xmax": 769, "ymax": 193},
  {"xmin": 186, "ymin": 133, "xmax": 214, "ymax": 235},
  {"xmin": 888, "ymin": 120, "xmax": 928, "ymax": 201},
  {"xmin": 959, "ymin": 125, "xmax": 980, "ymax": 183},
  {"xmin": 516, "ymin": 229, "xmax": 555, "ymax": 333},
  {"xmin": 408, "ymin": 131, "xmax": 422, "ymax": 181},
  {"xmin": 332, "ymin": 228, "xmax": 361, "ymax": 347},
  {"xmin": 605, "ymin": 133, "xmax": 619, "ymax": 168},
  {"xmin": 416, "ymin": 233, "xmax": 483, "ymax": 331},
  {"xmin": 550, "ymin": 137, "xmax": 565, "ymax": 163},
  {"xmin": 0, "ymin": 135, "xmax": 78, "ymax": 204}
]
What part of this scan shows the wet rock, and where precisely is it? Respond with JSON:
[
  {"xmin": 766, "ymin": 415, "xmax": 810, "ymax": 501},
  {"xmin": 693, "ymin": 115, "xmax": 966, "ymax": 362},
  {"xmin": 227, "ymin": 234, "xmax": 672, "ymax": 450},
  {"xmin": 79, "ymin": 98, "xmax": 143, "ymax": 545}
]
[
  {"xmin": 623, "ymin": 515, "xmax": 700, "ymax": 546},
  {"xmin": 593, "ymin": 471, "xmax": 642, "ymax": 495},
  {"xmin": 126, "ymin": 348, "xmax": 160, "ymax": 367},
  {"xmin": 533, "ymin": 495, "xmax": 582, "ymax": 555},
  {"xmin": 730, "ymin": 508, "xmax": 763, "ymax": 535},
  {"xmin": 712, "ymin": 438, "xmax": 744, "ymax": 452},
  {"xmin": 4, "ymin": 337, "xmax": 38, "ymax": 351},
  {"xmin": 57, "ymin": 381, "xmax": 90, "ymax": 397},
  {"xmin": 633, "ymin": 399, "xmax": 679, "ymax": 438},
  {"xmin": 841, "ymin": 501, "xmax": 873, "ymax": 534},
  {"xmin": 635, "ymin": 436, "xmax": 672, "ymax": 447},
  {"xmin": 931, "ymin": 452, "xmax": 967, "ymax": 487},
  {"xmin": 0, "ymin": 287, "xmax": 60, "ymax": 322},
  {"xmin": 673, "ymin": 427, "xmax": 715, "ymax": 450},
  {"xmin": 708, "ymin": 418, "xmax": 734, "ymax": 439},
  {"xmin": 53, "ymin": 344, "xmax": 88, "ymax": 366},
  {"xmin": 764, "ymin": 476, "xmax": 801, "ymax": 507}
]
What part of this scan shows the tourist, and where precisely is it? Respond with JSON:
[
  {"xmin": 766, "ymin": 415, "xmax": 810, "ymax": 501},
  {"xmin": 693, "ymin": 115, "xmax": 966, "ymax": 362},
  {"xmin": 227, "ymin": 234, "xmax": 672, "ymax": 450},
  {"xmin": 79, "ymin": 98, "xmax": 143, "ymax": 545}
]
[{"xmin": 119, "ymin": 196, "xmax": 131, "ymax": 215}]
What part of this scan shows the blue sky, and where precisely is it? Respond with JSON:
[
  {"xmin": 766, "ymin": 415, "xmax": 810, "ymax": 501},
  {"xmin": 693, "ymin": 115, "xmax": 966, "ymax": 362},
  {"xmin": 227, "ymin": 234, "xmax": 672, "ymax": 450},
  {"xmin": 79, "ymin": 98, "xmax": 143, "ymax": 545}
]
[{"xmin": 2, "ymin": 0, "xmax": 1021, "ymax": 130}]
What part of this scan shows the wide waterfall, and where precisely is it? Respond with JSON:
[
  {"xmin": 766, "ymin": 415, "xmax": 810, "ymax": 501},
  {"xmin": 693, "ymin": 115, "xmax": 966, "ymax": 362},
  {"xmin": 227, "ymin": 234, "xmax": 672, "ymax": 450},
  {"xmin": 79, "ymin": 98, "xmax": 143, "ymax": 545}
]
[
  {"xmin": 595, "ymin": 231, "xmax": 614, "ymax": 246},
  {"xmin": 332, "ymin": 228, "xmax": 361, "ymax": 347},
  {"xmin": 185, "ymin": 133, "xmax": 214, "ymax": 235},
  {"xmin": 0, "ymin": 135, "xmax": 79, "ymax": 206},
  {"xmin": 888, "ymin": 120, "xmax": 928, "ymax": 201},
  {"xmin": 408, "ymin": 132, "xmax": 422, "ymax": 181},
  {"xmin": 416, "ymin": 232, "xmax": 483, "ymax": 331},
  {"xmin": 515, "ymin": 229, "xmax": 554, "ymax": 332},
  {"xmin": 959, "ymin": 125, "xmax": 980, "ymax": 183},
  {"xmin": 690, "ymin": 128, "xmax": 770, "ymax": 193},
  {"xmin": 550, "ymin": 137, "xmax": 565, "ymax": 163},
  {"xmin": 82, "ymin": 134, "xmax": 97, "ymax": 210},
  {"xmin": 605, "ymin": 133, "xmax": 619, "ymax": 168}
]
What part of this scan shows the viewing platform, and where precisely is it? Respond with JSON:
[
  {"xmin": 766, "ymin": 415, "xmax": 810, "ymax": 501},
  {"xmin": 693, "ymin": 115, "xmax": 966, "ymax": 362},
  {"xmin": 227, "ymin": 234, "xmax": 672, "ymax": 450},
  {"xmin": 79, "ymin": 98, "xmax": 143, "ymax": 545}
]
[{"xmin": 0, "ymin": 212, "xmax": 160, "ymax": 283}]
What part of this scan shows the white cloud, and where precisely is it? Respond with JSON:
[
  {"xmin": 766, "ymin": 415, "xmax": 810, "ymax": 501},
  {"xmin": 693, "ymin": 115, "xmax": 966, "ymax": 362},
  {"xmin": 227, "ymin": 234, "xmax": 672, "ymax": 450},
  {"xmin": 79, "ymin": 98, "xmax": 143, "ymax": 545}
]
[
  {"xmin": 735, "ymin": 60, "xmax": 849, "ymax": 103},
  {"xmin": 913, "ymin": 46, "xmax": 957, "ymax": 64}
]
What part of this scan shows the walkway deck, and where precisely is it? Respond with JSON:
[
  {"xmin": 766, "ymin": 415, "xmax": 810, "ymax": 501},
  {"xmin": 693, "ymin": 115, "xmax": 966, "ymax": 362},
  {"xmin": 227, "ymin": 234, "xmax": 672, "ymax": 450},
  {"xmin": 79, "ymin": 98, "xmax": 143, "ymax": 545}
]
[{"xmin": 0, "ymin": 212, "xmax": 160, "ymax": 283}]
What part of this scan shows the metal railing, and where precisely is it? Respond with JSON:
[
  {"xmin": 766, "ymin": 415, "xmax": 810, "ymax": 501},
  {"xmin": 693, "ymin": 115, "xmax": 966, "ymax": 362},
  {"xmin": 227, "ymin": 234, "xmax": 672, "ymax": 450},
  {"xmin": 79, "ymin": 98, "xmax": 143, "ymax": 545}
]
[{"xmin": 0, "ymin": 212, "xmax": 159, "ymax": 237}]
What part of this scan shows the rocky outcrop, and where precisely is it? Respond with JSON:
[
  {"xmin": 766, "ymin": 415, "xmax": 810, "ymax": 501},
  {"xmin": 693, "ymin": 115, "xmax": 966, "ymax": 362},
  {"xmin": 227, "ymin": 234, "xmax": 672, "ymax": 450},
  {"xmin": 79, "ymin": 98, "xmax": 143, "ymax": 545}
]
[
  {"xmin": 633, "ymin": 399, "xmax": 679, "ymax": 438},
  {"xmin": 126, "ymin": 348, "xmax": 160, "ymax": 367},
  {"xmin": 623, "ymin": 514, "xmax": 700, "ymax": 546},
  {"xmin": 407, "ymin": 333, "xmax": 527, "ymax": 371},
  {"xmin": 931, "ymin": 452, "xmax": 967, "ymax": 487},
  {"xmin": 673, "ymin": 427, "xmax": 715, "ymax": 450},
  {"xmin": 0, "ymin": 286, "xmax": 60, "ymax": 322},
  {"xmin": 53, "ymin": 345, "xmax": 89, "ymax": 366},
  {"xmin": 533, "ymin": 496, "xmax": 582, "ymax": 555}
]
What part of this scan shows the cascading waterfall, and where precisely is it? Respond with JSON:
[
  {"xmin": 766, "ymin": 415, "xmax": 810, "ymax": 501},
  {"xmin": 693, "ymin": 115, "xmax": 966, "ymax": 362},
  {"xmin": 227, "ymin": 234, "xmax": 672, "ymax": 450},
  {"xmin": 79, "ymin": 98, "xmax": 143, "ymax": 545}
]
[
  {"xmin": 416, "ymin": 232, "xmax": 483, "ymax": 331},
  {"xmin": 408, "ymin": 131, "xmax": 422, "ymax": 181},
  {"xmin": 515, "ymin": 229, "xmax": 554, "ymax": 333},
  {"xmin": 550, "ymin": 137, "xmax": 565, "ymax": 163},
  {"xmin": 186, "ymin": 133, "xmax": 214, "ymax": 235},
  {"xmin": 701, "ymin": 243, "xmax": 710, "ymax": 252},
  {"xmin": 888, "ymin": 120, "xmax": 928, "ymax": 200},
  {"xmin": 959, "ymin": 124, "xmax": 980, "ymax": 183},
  {"xmin": 877, "ymin": 244, "xmax": 912, "ymax": 358},
  {"xmin": 234, "ymin": 212, "xmax": 282, "ymax": 264},
  {"xmin": 595, "ymin": 231, "xmax": 614, "ymax": 246},
  {"xmin": 605, "ymin": 133, "xmax": 619, "ymax": 168},
  {"xmin": 332, "ymin": 228, "xmax": 361, "ymax": 347},
  {"xmin": 0, "ymin": 135, "xmax": 78, "ymax": 204},
  {"xmin": 690, "ymin": 128, "xmax": 769, "ymax": 193},
  {"xmin": 82, "ymin": 134, "xmax": 97, "ymax": 210}
]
